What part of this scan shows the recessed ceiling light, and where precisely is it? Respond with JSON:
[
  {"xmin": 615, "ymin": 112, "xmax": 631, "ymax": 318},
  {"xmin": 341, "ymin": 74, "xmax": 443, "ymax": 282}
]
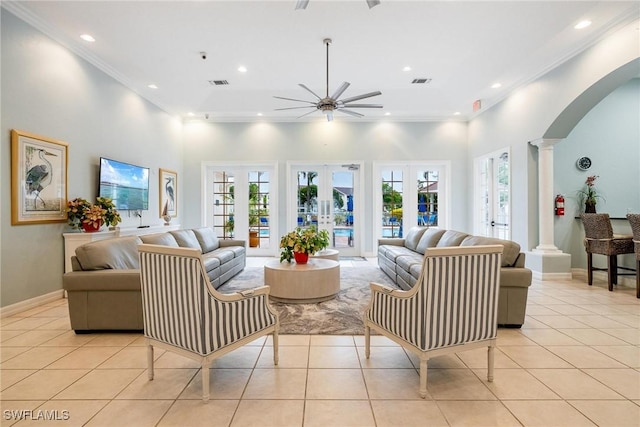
[
  {"xmin": 187, "ymin": 112, "xmax": 195, "ymax": 117},
  {"xmin": 147, "ymin": 84, "xmax": 158, "ymax": 89},
  {"xmin": 238, "ymin": 66, "xmax": 248, "ymax": 73},
  {"xmin": 257, "ymin": 112, "xmax": 263, "ymax": 116},
  {"xmin": 453, "ymin": 112, "xmax": 461, "ymax": 116},
  {"xmin": 384, "ymin": 112, "xmax": 391, "ymax": 116},
  {"xmin": 80, "ymin": 34, "xmax": 95, "ymax": 42},
  {"xmin": 574, "ymin": 20, "xmax": 592, "ymax": 30},
  {"xmin": 402, "ymin": 66, "xmax": 411, "ymax": 72},
  {"xmin": 491, "ymin": 83, "xmax": 502, "ymax": 89}
]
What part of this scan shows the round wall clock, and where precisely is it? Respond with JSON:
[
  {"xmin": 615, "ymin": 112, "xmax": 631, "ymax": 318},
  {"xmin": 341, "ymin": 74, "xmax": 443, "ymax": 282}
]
[{"xmin": 576, "ymin": 156, "xmax": 592, "ymax": 171}]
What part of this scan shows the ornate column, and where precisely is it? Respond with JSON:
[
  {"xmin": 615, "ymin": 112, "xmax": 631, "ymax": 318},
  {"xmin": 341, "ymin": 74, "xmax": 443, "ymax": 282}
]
[
  {"xmin": 530, "ymin": 138, "xmax": 562, "ymax": 253},
  {"xmin": 528, "ymin": 138, "xmax": 571, "ymax": 280}
]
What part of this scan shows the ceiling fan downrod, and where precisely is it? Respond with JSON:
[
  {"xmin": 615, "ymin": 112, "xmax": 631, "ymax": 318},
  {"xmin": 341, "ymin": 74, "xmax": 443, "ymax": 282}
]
[{"xmin": 324, "ymin": 38, "xmax": 331, "ymax": 98}]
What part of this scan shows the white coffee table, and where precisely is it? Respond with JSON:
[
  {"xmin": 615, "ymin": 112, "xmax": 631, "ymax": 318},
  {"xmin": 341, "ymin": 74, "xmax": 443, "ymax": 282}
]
[{"xmin": 264, "ymin": 258, "xmax": 340, "ymax": 303}]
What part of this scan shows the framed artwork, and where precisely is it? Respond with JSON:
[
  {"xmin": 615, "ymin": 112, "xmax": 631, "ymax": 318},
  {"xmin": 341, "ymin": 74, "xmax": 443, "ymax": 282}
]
[
  {"xmin": 159, "ymin": 168, "xmax": 177, "ymax": 218},
  {"xmin": 11, "ymin": 129, "xmax": 68, "ymax": 225}
]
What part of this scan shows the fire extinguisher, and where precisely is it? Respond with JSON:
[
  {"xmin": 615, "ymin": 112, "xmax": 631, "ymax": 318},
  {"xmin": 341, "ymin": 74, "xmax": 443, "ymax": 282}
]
[{"xmin": 555, "ymin": 194, "xmax": 565, "ymax": 216}]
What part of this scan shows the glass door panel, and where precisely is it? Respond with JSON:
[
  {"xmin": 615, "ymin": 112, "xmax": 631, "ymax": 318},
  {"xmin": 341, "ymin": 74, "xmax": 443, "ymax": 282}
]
[
  {"xmin": 292, "ymin": 165, "xmax": 359, "ymax": 256},
  {"xmin": 417, "ymin": 170, "xmax": 439, "ymax": 227},
  {"xmin": 249, "ymin": 171, "xmax": 271, "ymax": 248},
  {"xmin": 475, "ymin": 150, "xmax": 510, "ymax": 239},
  {"xmin": 381, "ymin": 170, "xmax": 403, "ymax": 237},
  {"xmin": 212, "ymin": 171, "xmax": 235, "ymax": 238}
]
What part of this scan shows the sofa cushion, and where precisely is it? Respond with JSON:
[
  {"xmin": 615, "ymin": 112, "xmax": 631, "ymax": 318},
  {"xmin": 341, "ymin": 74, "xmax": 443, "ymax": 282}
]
[
  {"xmin": 403, "ymin": 227, "xmax": 428, "ymax": 251},
  {"xmin": 193, "ymin": 227, "xmax": 220, "ymax": 253},
  {"xmin": 75, "ymin": 236, "xmax": 142, "ymax": 270},
  {"xmin": 139, "ymin": 233, "xmax": 179, "ymax": 247},
  {"xmin": 436, "ymin": 230, "xmax": 469, "ymax": 247},
  {"xmin": 169, "ymin": 230, "xmax": 202, "ymax": 251},
  {"xmin": 461, "ymin": 236, "xmax": 521, "ymax": 267},
  {"xmin": 415, "ymin": 228, "xmax": 446, "ymax": 254}
]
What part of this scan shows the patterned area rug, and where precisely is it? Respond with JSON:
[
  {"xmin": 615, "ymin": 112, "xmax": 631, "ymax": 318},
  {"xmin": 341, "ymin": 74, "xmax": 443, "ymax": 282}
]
[{"xmin": 218, "ymin": 263, "xmax": 399, "ymax": 335}]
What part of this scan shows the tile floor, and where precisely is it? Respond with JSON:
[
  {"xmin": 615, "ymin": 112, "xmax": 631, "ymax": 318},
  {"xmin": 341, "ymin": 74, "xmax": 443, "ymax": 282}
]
[{"xmin": 1, "ymin": 258, "xmax": 639, "ymax": 426}]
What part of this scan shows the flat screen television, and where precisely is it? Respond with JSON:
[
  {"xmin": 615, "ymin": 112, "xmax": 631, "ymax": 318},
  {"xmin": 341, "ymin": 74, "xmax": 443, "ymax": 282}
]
[{"xmin": 99, "ymin": 157, "xmax": 149, "ymax": 211}]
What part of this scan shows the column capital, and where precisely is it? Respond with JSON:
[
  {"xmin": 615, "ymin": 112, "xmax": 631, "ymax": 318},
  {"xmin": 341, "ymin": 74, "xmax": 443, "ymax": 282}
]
[{"xmin": 529, "ymin": 138, "xmax": 563, "ymax": 149}]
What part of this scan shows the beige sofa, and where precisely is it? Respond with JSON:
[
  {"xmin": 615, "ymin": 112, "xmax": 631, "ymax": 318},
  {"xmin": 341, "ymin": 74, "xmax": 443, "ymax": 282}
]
[
  {"xmin": 63, "ymin": 227, "xmax": 246, "ymax": 332},
  {"xmin": 378, "ymin": 226, "xmax": 532, "ymax": 327}
]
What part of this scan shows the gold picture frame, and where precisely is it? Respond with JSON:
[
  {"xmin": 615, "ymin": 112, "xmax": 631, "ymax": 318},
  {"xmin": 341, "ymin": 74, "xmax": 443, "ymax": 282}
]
[
  {"xmin": 159, "ymin": 168, "xmax": 177, "ymax": 218},
  {"xmin": 11, "ymin": 129, "xmax": 68, "ymax": 225}
]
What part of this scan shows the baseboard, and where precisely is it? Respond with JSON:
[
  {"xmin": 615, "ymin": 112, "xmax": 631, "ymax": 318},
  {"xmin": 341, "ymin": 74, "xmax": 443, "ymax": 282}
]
[
  {"xmin": 532, "ymin": 271, "xmax": 572, "ymax": 281},
  {"xmin": 0, "ymin": 290, "xmax": 65, "ymax": 318},
  {"xmin": 572, "ymin": 268, "xmax": 637, "ymax": 289}
]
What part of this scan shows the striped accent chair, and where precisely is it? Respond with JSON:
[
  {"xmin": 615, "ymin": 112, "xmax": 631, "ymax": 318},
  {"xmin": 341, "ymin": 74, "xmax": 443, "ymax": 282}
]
[
  {"xmin": 363, "ymin": 245, "xmax": 503, "ymax": 398},
  {"xmin": 138, "ymin": 244, "xmax": 279, "ymax": 402}
]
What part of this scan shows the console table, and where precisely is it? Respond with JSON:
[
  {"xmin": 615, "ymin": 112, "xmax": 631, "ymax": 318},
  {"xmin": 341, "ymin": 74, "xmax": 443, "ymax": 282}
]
[
  {"xmin": 63, "ymin": 224, "xmax": 180, "ymax": 273},
  {"xmin": 264, "ymin": 258, "xmax": 340, "ymax": 303}
]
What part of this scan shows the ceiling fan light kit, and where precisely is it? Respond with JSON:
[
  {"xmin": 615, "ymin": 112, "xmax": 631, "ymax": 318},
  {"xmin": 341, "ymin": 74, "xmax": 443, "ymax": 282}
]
[{"xmin": 274, "ymin": 38, "xmax": 383, "ymax": 122}]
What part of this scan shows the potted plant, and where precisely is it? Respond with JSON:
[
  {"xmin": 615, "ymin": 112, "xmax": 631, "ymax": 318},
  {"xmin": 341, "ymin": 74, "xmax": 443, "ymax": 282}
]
[
  {"xmin": 577, "ymin": 175, "xmax": 603, "ymax": 213},
  {"xmin": 66, "ymin": 197, "xmax": 121, "ymax": 232},
  {"xmin": 280, "ymin": 226, "xmax": 331, "ymax": 264}
]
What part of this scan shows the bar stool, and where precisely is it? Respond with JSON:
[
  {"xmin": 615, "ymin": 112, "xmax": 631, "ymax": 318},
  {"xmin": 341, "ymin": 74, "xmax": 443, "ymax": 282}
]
[
  {"xmin": 580, "ymin": 213, "xmax": 634, "ymax": 292},
  {"xmin": 626, "ymin": 213, "xmax": 640, "ymax": 298}
]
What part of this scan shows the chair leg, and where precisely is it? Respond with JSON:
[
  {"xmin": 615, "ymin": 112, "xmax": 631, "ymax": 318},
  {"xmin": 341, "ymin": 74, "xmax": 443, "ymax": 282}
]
[
  {"xmin": 636, "ymin": 261, "xmax": 640, "ymax": 299},
  {"xmin": 487, "ymin": 344, "xmax": 495, "ymax": 382},
  {"xmin": 419, "ymin": 359, "xmax": 427, "ymax": 399},
  {"xmin": 202, "ymin": 364, "xmax": 210, "ymax": 403},
  {"xmin": 273, "ymin": 330, "xmax": 279, "ymax": 366},
  {"xmin": 147, "ymin": 344, "xmax": 154, "ymax": 380},
  {"xmin": 607, "ymin": 255, "xmax": 615, "ymax": 291},
  {"xmin": 364, "ymin": 325, "xmax": 371, "ymax": 358},
  {"xmin": 587, "ymin": 253, "xmax": 593, "ymax": 286}
]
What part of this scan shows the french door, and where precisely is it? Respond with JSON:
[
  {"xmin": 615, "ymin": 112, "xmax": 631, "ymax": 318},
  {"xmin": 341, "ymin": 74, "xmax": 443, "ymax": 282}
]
[
  {"xmin": 475, "ymin": 149, "xmax": 511, "ymax": 239},
  {"xmin": 289, "ymin": 163, "xmax": 361, "ymax": 257}
]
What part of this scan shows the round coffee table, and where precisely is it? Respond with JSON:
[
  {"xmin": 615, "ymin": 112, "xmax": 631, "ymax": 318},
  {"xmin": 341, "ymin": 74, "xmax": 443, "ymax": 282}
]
[
  {"xmin": 312, "ymin": 249, "xmax": 339, "ymax": 261},
  {"xmin": 264, "ymin": 258, "xmax": 340, "ymax": 303}
]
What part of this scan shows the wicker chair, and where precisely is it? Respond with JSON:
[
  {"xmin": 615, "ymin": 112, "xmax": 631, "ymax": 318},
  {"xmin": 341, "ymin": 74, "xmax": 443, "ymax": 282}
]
[
  {"xmin": 138, "ymin": 244, "xmax": 279, "ymax": 402},
  {"xmin": 580, "ymin": 213, "xmax": 634, "ymax": 292},
  {"xmin": 626, "ymin": 214, "xmax": 640, "ymax": 298},
  {"xmin": 363, "ymin": 245, "xmax": 503, "ymax": 398}
]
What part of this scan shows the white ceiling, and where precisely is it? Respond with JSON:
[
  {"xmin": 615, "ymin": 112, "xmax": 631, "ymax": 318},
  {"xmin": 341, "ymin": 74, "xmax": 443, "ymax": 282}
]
[{"xmin": 4, "ymin": 1, "xmax": 638, "ymax": 122}]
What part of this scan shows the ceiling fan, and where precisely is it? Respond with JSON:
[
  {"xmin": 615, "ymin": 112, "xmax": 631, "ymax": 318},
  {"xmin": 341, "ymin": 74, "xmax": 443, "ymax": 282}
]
[
  {"xmin": 295, "ymin": 0, "xmax": 380, "ymax": 10},
  {"xmin": 274, "ymin": 38, "xmax": 383, "ymax": 122}
]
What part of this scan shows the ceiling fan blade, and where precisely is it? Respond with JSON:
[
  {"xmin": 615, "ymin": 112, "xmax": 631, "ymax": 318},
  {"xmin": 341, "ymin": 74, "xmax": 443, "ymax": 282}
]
[
  {"xmin": 299, "ymin": 84, "xmax": 322, "ymax": 100},
  {"xmin": 295, "ymin": 0, "xmax": 309, "ymax": 10},
  {"xmin": 339, "ymin": 91, "xmax": 382, "ymax": 104},
  {"xmin": 297, "ymin": 109, "xmax": 319, "ymax": 119},
  {"xmin": 339, "ymin": 103, "xmax": 383, "ymax": 108},
  {"xmin": 273, "ymin": 96, "xmax": 316, "ymax": 104},
  {"xmin": 330, "ymin": 82, "xmax": 350, "ymax": 101},
  {"xmin": 275, "ymin": 106, "xmax": 316, "ymax": 111},
  {"xmin": 338, "ymin": 109, "xmax": 364, "ymax": 118},
  {"xmin": 367, "ymin": 0, "xmax": 381, "ymax": 9}
]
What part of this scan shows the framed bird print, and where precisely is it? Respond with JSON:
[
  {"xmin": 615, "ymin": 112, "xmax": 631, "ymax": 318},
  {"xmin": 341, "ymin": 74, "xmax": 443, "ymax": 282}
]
[
  {"xmin": 11, "ymin": 129, "xmax": 68, "ymax": 225},
  {"xmin": 159, "ymin": 168, "xmax": 177, "ymax": 218}
]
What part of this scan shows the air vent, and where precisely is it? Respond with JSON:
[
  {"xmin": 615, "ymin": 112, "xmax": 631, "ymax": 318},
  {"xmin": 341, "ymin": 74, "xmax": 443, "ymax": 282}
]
[
  {"xmin": 411, "ymin": 78, "xmax": 432, "ymax": 84},
  {"xmin": 208, "ymin": 80, "xmax": 229, "ymax": 86}
]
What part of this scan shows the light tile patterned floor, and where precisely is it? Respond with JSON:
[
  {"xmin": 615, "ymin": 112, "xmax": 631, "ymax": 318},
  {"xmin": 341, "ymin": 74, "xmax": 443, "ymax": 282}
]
[{"xmin": 1, "ymin": 258, "xmax": 639, "ymax": 426}]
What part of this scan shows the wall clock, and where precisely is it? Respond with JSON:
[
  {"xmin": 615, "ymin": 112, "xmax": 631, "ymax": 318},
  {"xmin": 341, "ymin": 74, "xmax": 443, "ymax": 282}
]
[{"xmin": 576, "ymin": 156, "xmax": 592, "ymax": 171}]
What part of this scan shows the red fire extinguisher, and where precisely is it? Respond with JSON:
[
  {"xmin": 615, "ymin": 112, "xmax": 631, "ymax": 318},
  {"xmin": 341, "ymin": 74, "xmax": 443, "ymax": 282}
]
[{"xmin": 555, "ymin": 194, "xmax": 565, "ymax": 216}]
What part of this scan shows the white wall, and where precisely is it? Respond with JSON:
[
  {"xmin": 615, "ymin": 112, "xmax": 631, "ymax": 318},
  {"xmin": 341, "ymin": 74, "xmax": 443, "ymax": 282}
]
[
  {"xmin": 181, "ymin": 120, "xmax": 468, "ymax": 253},
  {"xmin": 554, "ymin": 78, "xmax": 640, "ymax": 268},
  {"xmin": 1, "ymin": 10, "xmax": 183, "ymax": 307},
  {"xmin": 468, "ymin": 20, "xmax": 640, "ymax": 253}
]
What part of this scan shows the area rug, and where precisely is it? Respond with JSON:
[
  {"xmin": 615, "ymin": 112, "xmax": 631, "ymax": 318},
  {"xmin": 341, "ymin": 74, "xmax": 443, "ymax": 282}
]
[{"xmin": 218, "ymin": 263, "xmax": 399, "ymax": 335}]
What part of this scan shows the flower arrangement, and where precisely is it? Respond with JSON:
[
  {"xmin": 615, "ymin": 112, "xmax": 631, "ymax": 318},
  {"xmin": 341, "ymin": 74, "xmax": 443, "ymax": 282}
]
[
  {"xmin": 577, "ymin": 175, "xmax": 604, "ymax": 211},
  {"xmin": 280, "ymin": 226, "xmax": 331, "ymax": 263},
  {"xmin": 66, "ymin": 197, "xmax": 121, "ymax": 230}
]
